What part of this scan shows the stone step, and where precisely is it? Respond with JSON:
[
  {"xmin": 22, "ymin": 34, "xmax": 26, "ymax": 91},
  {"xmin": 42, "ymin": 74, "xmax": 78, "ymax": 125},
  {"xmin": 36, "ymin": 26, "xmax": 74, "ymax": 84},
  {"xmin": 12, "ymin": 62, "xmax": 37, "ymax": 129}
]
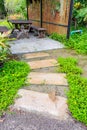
[
  {"xmin": 22, "ymin": 52, "xmax": 49, "ymax": 59},
  {"xmin": 28, "ymin": 59, "xmax": 57, "ymax": 69},
  {"xmin": 24, "ymin": 84, "xmax": 68, "ymax": 98},
  {"xmin": 13, "ymin": 89, "xmax": 68, "ymax": 119},
  {"xmin": 28, "ymin": 72, "xmax": 68, "ymax": 86}
]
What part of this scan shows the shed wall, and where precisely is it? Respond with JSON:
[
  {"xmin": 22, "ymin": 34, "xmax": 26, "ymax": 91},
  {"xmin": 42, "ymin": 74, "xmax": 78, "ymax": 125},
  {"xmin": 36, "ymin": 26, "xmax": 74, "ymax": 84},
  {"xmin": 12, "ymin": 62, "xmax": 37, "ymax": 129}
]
[{"xmin": 28, "ymin": 0, "xmax": 70, "ymax": 34}]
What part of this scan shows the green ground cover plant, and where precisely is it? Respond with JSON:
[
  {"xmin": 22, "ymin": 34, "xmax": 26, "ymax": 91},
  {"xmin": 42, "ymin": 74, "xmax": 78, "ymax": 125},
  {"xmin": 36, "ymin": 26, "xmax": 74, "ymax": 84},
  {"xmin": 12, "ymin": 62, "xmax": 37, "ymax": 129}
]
[
  {"xmin": 57, "ymin": 57, "xmax": 87, "ymax": 125},
  {"xmin": 50, "ymin": 28, "xmax": 87, "ymax": 54},
  {"xmin": 0, "ymin": 60, "xmax": 30, "ymax": 114}
]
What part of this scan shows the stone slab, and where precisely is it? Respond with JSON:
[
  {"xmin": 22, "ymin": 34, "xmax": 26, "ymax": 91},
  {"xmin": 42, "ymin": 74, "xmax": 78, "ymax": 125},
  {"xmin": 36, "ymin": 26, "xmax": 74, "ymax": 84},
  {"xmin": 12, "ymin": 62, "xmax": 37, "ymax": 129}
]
[
  {"xmin": 28, "ymin": 59, "xmax": 57, "ymax": 69},
  {"xmin": 14, "ymin": 89, "xmax": 68, "ymax": 119},
  {"xmin": 10, "ymin": 37, "xmax": 64, "ymax": 54},
  {"xmin": 23, "ymin": 52, "xmax": 49, "ymax": 59},
  {"xmin": 28, "ymin": 72, "xmax": 68, "ymax": 86}
]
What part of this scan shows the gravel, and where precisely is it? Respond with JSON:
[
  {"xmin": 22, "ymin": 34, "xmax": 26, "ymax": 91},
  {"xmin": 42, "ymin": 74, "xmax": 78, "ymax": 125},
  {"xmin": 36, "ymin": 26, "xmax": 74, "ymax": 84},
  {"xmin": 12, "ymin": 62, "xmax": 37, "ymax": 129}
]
[{"xmin": 0, "ymin": 111, "xmax": 87, "ymax": 130}]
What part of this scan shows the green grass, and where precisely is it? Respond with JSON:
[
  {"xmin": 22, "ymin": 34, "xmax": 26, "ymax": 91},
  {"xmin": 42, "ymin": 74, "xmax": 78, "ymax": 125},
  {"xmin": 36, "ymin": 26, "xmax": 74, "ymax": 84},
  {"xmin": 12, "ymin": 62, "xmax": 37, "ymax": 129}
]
[
  {"xmin": 57, "ymin": 57, "xmax": 87, "ymax": 125},
  {"xmin": 0, "ymin": 60, "xmax": 30, "ymax": 114},
  {"xmin": 50, "ymin": 28, "xmax": 87, "ymax": 54}
]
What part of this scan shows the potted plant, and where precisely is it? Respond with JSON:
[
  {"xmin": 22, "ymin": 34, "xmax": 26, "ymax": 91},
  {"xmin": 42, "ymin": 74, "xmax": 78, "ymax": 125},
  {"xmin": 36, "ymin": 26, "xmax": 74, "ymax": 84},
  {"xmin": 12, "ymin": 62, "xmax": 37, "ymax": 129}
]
[{"xmin": 0, "ymin": 32, "xmax": 11, "ymax": 68}]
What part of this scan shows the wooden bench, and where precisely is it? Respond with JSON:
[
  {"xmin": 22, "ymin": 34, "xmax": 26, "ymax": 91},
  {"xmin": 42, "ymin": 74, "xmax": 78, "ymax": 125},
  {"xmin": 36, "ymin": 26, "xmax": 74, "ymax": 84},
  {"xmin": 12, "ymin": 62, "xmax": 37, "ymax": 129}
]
[
  {"xmin": 0, "ymin": 26, "xmax": 9, "ymax": 33},
  {"xmin": 31, "ymin": 26, "xmax": 47, "ymax": 38}
]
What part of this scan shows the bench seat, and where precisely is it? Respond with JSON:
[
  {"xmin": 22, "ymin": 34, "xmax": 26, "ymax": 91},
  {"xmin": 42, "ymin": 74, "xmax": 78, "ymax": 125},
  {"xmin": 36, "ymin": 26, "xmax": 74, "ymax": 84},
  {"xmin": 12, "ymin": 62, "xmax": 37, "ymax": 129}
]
[
  {"xmin": 31, "ymin": 25, "xmax": 47, "ymax": 38},
  {"xmin": 0, "ymin": 26, "xmax": 9, "ymax": 33}
]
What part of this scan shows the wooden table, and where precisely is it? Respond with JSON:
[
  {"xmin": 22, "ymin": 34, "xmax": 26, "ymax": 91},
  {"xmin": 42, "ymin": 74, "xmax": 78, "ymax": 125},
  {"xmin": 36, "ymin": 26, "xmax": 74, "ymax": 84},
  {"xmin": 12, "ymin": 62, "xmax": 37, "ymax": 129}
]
[{"xmin": 8, "ymin": 20, "xmax": 32, "ymax": 39}]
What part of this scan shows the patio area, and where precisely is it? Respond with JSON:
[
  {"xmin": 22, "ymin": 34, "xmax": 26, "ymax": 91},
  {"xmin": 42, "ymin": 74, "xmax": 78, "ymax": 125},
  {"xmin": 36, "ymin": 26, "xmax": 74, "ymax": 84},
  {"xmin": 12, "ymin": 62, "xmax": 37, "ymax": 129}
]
[{"xmin": 10, "ymin": 34, "xmax": 64, "ymax": 54}]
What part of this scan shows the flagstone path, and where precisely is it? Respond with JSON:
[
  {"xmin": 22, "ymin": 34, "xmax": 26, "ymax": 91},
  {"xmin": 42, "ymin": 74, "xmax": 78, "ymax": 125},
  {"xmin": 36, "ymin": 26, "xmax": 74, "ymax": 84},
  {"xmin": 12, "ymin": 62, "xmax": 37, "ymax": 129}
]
[
  {"xmin": 1, "ymin": 51, "xmax": 87, "ymax": 130},
  {"xmin": 13, "ymin": 52, "xmax": 68, "ymax": 118}
]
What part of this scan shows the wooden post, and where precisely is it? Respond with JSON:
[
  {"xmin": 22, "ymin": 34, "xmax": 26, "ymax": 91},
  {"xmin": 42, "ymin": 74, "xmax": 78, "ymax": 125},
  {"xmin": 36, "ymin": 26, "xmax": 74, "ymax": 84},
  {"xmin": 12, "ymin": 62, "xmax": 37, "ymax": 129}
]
[
  {"xmin": 67, "ymin": 0, "xmax": 73, "ymax": 39},
  {"xmin": 40, "ymin": 0, "xmax": 42, "ymax": 27},
  {"xmin": 26, "ymin": 0, "xmax": 29, "ymax": 20}
]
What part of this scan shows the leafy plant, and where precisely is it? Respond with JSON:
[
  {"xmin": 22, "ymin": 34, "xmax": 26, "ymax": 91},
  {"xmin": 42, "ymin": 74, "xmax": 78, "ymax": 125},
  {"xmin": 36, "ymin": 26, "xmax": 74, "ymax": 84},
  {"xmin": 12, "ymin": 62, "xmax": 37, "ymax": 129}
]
[
  {"xmin": 0, "ymin": 0, "xmax": 7, "ymax": 17},
  {"xmin": 0, "ymin": 60, "xmax": 30, "ymax": 114},
  {"xmin": 0, "ymin": 20, "xmax": 13, "ymax": 29},
  {"xmin": 73, "ymin": 1, "xmax": 87, "ymax": 26},
  {"xmin": 76, "ymin": 8, "xmax": 87, "ymax": 24},
  {"xmin": 50, "ymin": 29, "xmax": 87, "ymax": 54},
  {"xmin": 0, "ymin": 32, "xmax": 11, "ymax": 63},
  {"xmin": 5, "ymin": 0, "xmax": 27, "ymax": 19},
  {"xmin": 57, "ymin": 57, "xmax": 87, "ymax": 125}
]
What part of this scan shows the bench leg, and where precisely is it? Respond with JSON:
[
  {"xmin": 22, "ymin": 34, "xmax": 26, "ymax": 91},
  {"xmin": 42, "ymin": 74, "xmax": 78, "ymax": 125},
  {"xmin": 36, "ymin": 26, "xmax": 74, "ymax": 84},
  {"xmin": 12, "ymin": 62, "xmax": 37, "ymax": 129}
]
[
  {"xmin": 17, "ymin": 30, "xmax": 29, "ymax": 39},
  {"xmin": 38, "ymin": 31, "xmax": 46, "ymax": 38}
]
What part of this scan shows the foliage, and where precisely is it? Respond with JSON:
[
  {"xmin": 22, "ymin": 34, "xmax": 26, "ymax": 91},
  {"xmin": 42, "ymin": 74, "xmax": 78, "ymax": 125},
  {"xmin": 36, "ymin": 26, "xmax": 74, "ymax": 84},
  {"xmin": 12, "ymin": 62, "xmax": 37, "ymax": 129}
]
[
  {"xmin": 8, "ymin": 14, "xmax": 24, "ymax": 20},
  {"xmin": 15, "ymin": 0, "xmax": 27, "ymax": 19},
  {"xmin": 5, "ymin": 0, "xmax": 27, "ymax": 19},
  {"xmin": 0, "ymin": 0, "xmax": 6, "ymax": 16},
  {"xmin": 57, "ymin": 57, "xmax": 87, "ymax": 125},
  {"xmin": 73, "ymin": 1, "xmax": 87, "ymax": 26},
  {"xmin": 50, "ymin": 29, "xmax": 87, "ymax": 54},
  {"xmin": 0, "ymin": 60, "xmax": 30, "ymax": 114},
  {"xmin": 0, "ymin": 20, "xmax": 12, "ymax": 29},
  {"xmin": 57, "ymin": 57, "xmax": 82, "ymax": 74},
  {"xmin": 76, "ymin": 8, "xmax": 87, "ymax": 23},
  {"xmin": 0, "ymin": 32, "xmax": 12, "ymax": 62}
]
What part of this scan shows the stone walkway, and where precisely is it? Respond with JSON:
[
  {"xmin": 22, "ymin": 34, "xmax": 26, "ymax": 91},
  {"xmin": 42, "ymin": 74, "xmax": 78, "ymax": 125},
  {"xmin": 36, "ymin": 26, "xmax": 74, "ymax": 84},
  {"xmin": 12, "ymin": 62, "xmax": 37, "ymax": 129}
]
[
  {"xmin": 13, "ymin": 51, "xmax": 68, "ymax": 118},
  {"xmin": 0, "ymin": 51, "xmax": 87, "ymax": 130}
]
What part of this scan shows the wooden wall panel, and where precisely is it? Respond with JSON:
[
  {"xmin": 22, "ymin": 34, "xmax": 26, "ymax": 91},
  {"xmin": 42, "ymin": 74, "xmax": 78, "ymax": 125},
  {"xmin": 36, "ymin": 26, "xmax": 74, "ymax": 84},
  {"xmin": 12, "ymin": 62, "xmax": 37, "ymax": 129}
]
[{"xmin": 28, "ymin": 0, "xmax": 71, "ymax": 35}]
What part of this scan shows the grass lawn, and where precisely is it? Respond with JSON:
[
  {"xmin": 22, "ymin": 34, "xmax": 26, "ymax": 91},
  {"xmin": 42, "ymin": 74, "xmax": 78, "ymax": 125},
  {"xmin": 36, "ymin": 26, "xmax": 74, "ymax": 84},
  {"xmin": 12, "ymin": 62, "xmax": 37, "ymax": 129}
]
[
  {"xmin": 57, "ymin": 57, "xmax": 87, "ymax": 126},
  {"xmin": 0, "ymin": 60, "xmax": 30, "ymax": 114}
]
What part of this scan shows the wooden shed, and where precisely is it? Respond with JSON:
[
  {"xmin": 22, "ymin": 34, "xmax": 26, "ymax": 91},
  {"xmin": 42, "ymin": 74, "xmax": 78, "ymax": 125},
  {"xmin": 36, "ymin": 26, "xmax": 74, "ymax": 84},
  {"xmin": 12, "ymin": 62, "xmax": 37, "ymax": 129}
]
[{"xmin": 27, "ymin": 0, "xmax": 73, "ymax": 38}]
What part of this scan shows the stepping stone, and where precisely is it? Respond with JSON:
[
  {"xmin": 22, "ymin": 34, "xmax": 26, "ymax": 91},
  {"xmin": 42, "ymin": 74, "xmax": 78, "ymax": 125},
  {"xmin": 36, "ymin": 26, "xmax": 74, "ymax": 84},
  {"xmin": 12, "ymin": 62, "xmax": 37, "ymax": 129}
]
[
  {"xmin": 14, "ymin": 89, "xmax": 68, "ymax": 119},
  {"xmin": 28, "ymin": 72, "xmax": 68, "ymax": 86},
  {"xmin": 28, "ymin": 59, "xmax": 57, "ymax": 69},
  {"xmin": 23, "ymin": 52, "xmax": 49, "ymax": 59}
]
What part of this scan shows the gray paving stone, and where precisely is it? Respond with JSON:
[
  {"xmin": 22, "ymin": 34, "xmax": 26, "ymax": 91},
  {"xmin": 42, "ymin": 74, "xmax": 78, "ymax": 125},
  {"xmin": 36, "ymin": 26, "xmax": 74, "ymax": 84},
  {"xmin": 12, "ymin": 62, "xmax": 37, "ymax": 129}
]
[{"xmin": 10, "ymin": 37, "xmax": 64, "ymax": 54}]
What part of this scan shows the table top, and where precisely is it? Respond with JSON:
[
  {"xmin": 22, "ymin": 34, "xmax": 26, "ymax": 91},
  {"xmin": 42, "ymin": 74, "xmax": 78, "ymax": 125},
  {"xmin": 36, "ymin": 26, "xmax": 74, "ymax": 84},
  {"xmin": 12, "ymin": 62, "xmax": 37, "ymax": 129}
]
[{"xmin": 8, "ymin": 20, "xmax": 32, "ymax": 24}]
